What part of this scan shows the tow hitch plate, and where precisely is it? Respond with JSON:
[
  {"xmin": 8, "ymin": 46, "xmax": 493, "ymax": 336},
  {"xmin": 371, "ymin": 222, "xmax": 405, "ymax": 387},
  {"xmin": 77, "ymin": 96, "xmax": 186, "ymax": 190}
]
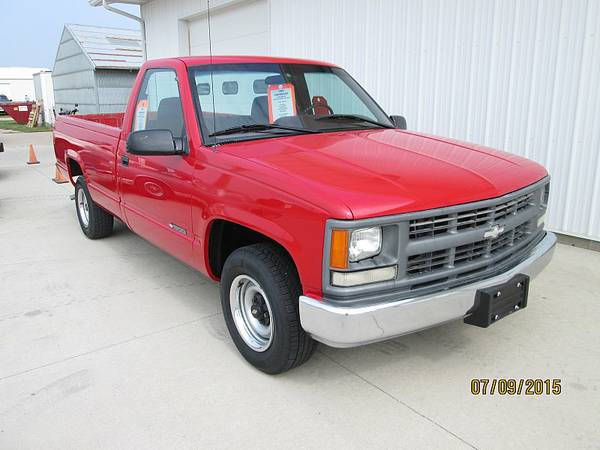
[{"xmin": 465, "ymin": 274, "xmax": 530, "ymax": 328}]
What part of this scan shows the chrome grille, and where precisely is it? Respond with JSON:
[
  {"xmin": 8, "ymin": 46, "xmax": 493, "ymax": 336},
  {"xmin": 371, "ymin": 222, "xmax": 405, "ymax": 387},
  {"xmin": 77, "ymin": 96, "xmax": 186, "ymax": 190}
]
[{"xmin": 409, "ymin": 192, "xmax": 534, "ymax": 239}]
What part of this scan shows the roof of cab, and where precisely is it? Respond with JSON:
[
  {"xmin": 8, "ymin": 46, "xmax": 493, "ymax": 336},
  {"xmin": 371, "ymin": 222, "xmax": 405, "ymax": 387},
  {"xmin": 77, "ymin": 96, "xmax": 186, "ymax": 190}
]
[{"xmin": 147, "ymin": 55, "xmax": 338, "ymax": 68}]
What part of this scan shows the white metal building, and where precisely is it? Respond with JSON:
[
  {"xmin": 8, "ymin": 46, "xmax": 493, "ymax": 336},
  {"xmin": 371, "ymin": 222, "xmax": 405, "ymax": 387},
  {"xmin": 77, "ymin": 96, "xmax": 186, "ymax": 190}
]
[
  {"xmin": 52, "ymin": 24, "xmax": 143, "ymax": 114},
  {"xmin": 96, "ymin": 0, "xmax": 600, "ymax": 242},
  {"xmin": 0, "ymin": 67, "xmax": 47, "ymax": 102},
  {"xmin": 33, "ymin": 71, "xmax": 56, "ymax": 125}
]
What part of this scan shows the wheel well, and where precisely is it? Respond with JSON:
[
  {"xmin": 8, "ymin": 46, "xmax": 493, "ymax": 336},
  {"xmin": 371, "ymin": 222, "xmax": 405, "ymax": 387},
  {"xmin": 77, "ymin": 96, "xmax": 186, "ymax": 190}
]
[
  {"xmin": 208, "ymin": 220, "xmax": 295, "ymax": 279},
  {"xmin": 67, "ymin": 158, "xmax": 83, "ymax": 177}
]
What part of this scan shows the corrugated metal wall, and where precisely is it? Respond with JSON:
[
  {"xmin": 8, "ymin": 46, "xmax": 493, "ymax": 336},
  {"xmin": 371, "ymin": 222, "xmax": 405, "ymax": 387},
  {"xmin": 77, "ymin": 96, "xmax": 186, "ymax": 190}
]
[
  {"xmin": 52, "ymin": 27, "xmax": 139, "ymax": 115},
  {"xmin": 96, "ymin": 70, "xmax": 138, "ymax": 113},
  {"xmin": 52, "ymin": 27, "xmax": 97, "ymax": 114},
  {"xmin": 270, "ymin": 0, "xmax": 600, "ymax": 241}
]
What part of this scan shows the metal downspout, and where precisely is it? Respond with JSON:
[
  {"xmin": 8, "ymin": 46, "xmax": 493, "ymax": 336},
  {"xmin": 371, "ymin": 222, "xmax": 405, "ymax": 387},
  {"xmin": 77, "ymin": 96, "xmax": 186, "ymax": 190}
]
[{"xmin": 102, "ymin": 0, "xmax": 147, "ymax": 61}]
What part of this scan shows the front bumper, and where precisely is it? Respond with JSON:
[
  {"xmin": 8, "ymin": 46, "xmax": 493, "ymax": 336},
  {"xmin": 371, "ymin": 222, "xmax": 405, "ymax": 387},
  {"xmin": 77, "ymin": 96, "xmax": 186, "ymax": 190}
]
[{"xmin": 299, "ymin": 232, "xmax": 556, "ymax": 348}]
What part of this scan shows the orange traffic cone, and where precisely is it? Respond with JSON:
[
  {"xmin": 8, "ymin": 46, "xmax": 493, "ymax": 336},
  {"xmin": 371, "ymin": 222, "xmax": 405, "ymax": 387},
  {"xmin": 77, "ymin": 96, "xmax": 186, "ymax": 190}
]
[
  {"xmin": 52, "ymin": 163, "xmax": 69, "ymax": 184},
  {"xmin": 26, "ymin": 144, "xmax": 40, "ymax": 165}
]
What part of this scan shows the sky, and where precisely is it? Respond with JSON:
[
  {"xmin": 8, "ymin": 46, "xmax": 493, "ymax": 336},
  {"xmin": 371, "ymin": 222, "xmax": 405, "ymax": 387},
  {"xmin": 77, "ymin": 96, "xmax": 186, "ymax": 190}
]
[{"xmin": 1, "ymin": 1, "xmax": 141, "ymax": 69}]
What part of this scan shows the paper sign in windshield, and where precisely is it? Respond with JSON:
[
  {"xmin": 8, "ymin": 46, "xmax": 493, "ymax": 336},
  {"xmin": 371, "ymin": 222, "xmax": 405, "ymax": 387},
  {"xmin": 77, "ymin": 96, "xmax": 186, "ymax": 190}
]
[
  {"xmin": 133, "ymin": 100, "xmax": 149, "ymax": 131},
  {"xmin": 268, "ymin": 83, "xmax": 297, "ymax": 123}
]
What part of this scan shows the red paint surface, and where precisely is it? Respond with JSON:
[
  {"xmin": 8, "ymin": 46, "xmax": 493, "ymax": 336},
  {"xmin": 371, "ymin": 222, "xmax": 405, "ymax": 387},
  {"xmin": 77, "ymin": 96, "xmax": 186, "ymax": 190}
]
[
  {"xmin": 2, "ymin": 102, "xmax": 34, "ymax": 124},
  {"xmin": 53, "ymin": 56, "xmax": 548, "ymax": 298}
]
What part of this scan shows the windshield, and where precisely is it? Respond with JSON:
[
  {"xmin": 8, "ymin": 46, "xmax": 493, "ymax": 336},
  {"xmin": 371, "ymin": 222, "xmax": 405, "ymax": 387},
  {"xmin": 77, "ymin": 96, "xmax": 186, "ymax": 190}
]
[{"xmin": 189, "ymin": 63, "xmax": 393, "ymax": 143}]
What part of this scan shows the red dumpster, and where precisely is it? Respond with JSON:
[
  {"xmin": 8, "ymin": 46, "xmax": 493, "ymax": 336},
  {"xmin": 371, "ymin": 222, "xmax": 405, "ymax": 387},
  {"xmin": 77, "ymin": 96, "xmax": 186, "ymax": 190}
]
[{"xmin": 1, "ymin": 102, "xmax": 34, "ymax": 124}]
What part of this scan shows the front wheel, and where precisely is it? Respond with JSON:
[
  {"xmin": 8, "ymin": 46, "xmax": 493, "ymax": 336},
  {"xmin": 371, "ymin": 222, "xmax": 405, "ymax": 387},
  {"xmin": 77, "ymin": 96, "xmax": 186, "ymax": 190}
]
[
  {"xmin": 220, "ymin": 243, "xmax": 317, "ymax": 374},
  {"xmin": 75, "ymin": 177, "xmax": 114, "ymax": 239}
]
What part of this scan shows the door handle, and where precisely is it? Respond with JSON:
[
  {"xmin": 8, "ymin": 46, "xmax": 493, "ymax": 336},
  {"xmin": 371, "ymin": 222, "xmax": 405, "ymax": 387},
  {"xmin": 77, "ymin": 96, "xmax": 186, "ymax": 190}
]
[{"xmin": 121, "ymin": 155, "xmax": 129, "ymax": 166}]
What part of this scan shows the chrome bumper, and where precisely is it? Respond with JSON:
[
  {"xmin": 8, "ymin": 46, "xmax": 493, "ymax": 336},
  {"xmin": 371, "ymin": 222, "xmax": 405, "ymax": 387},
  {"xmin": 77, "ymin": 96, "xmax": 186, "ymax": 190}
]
[{"xmin": 300, "ymin": 232, "xmax": 556, "ymax": 348}]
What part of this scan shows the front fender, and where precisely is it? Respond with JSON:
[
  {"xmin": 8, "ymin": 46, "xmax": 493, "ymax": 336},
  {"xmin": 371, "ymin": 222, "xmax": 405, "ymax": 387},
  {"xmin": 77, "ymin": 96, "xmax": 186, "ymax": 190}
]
[{"xmin": 198, "ymin": 203, "xmax": 326, "ymax": 297}]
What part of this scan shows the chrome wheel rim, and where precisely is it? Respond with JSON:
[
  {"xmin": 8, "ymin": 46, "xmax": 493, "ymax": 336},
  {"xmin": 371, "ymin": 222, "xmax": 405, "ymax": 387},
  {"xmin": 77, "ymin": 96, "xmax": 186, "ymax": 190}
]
[
  {"xmin": 229, "ymin": 275, "xmax": 274, "ymax": 352},
  {"xmin": 77, "ymin": 189, "xmax": 89, "ymax": 227}
]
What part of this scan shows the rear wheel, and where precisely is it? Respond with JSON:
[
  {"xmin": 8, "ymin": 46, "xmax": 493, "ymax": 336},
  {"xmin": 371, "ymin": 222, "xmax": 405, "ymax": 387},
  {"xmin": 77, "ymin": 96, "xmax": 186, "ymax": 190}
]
[
  {"xmin": 75, "ymin": 177, "xmax": 114, "ymax": 239},
  {"xmin": 220, "ymin": 243, "xmax": 317, "ymax": 374}
]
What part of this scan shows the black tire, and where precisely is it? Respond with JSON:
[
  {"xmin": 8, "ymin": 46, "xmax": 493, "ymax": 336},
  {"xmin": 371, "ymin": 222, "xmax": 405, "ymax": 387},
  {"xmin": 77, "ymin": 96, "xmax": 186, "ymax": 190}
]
[
  {"xmin": 75, "ymin": 177, "xmax": 114, "ymax": 239},
  {"xmin": 220, "ymin": 243, "xmax": 317, "ymax": 374}
]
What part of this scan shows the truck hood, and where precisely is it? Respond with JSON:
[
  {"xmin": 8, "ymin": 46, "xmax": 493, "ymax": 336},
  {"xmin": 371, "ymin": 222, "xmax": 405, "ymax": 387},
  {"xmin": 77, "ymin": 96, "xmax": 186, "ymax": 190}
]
[{"xmin": 221, "ymin": 129, "xmax": 548, "ymax": 219}]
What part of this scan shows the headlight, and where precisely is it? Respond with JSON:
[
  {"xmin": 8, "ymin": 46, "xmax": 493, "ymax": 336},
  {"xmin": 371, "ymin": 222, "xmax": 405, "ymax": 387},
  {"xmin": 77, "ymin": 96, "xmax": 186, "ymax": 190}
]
[
  {"xmin": 329, "ymin": 226, "xmax": 383, "ymax": 269},
  {"xmin": 349, "ymin": 227, "xmax": 382, "ymax": 262}
]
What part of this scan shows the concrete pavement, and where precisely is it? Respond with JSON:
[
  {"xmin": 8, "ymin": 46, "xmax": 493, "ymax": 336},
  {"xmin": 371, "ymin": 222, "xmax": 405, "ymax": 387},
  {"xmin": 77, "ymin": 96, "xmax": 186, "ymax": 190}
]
[{"xmin": 1, "ymin": 131, "xmax": 598, "ymax": 449}]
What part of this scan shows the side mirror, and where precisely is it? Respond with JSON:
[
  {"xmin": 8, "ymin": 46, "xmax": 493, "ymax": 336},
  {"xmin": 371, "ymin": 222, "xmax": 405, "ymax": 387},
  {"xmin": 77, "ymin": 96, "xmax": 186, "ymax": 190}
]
[
  {"xmin": 390, "ymin": 115, "xmax": 407, "ymax": 130},
  {"xmin": 126, "ymin": 129, "xmax": 184, "ymax": 156}
]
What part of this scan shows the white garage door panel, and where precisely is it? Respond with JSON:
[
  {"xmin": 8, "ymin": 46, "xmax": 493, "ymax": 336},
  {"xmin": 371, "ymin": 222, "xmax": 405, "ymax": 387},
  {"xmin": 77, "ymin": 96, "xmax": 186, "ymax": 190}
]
[
  {"xmin": 188, "ymin": 0, "xmax": 268, "ymax": 56},
  {"xmin": 191, "ymin": 33, "xmax": 269, "ymax": 57}
]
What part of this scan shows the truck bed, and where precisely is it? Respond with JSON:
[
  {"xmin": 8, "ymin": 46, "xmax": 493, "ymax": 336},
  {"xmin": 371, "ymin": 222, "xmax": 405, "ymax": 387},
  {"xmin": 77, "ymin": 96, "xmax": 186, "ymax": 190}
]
[
  {"xmin": 53, "ymin": 113, "xmax": 125, "ymax": 216},
  {"xmin": 53, "ymin": 113, "xmax": 124, "ymax": 167},
  {"xmin": 68, "ymin": 113, "xmax": 125, "ymax": 128}
]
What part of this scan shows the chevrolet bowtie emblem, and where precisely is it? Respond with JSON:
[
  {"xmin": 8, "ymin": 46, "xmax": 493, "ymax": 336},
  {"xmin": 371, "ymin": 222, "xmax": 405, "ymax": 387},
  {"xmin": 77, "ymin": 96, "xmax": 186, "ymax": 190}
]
[{"xmin": 484, "ymin": 224, "xmax": 505, "ymax": 239}]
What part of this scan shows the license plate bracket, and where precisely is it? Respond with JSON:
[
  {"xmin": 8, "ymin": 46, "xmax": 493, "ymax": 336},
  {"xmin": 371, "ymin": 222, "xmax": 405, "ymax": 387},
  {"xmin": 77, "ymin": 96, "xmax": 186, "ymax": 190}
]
[{"xmin": 465, "ymin": 274, "xmax": 530, "ymax": 328}]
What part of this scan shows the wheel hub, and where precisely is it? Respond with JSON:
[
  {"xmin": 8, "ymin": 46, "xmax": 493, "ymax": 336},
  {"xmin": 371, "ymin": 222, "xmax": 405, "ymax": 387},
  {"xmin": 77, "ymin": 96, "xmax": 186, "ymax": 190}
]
[
  {"xmin": 229, "ymin": 275, "xmax": 274, "ymax": 352},
  {"xmin": 77, "ymin": 189, "xmax": 90, "ymax": 227},
  {"xmin": 250, "ymin": 293, "xmax": 270, "ymax": 325}
]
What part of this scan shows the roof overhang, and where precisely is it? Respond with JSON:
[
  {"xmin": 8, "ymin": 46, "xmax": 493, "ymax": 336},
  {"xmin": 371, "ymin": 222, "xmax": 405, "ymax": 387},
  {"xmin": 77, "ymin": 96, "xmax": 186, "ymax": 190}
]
[
  {"xmin": 62, "ymin": 23, "xmax": 143, "ymax": 70},
  {"xmin": 88, "ymin": 0, "xmax": 149, "ymax": 6}
]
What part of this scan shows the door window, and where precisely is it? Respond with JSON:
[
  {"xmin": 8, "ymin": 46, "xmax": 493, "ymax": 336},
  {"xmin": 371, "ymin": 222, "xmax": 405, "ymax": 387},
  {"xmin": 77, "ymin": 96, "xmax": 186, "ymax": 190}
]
[{"xmin": 132, "ymin": 69, "xmax": 185, "ymax": 138}]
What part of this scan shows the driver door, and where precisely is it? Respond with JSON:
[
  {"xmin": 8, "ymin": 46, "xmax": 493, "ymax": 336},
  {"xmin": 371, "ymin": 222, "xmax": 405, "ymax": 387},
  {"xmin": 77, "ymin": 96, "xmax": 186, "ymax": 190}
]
[{"xmin": 117, "ymin": 67, "xmax": 195, "ymax": 266}]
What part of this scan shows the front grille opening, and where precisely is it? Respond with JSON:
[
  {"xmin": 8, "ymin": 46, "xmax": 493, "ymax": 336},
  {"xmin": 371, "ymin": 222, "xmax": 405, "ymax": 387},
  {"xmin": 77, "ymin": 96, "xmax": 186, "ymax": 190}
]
[
  {"xmin": 405, "ymin": 222, "xmax": 535, "ymax": 286},
  {"xmin": 456, "ymin": 208, "xmax": 491, "ymax": 231},
  {"xmin": 409, "ymin": 215, "xmax": 451, "ymax": 239},
  {"xmin": 405, "ymin": 232, "xmax": 542, "ymax": 294},
  {"xmin": 399, "ymin": 183, "xmax": 546, "ymax": 295},
  {"xmin": 455, "ymin": 240, "xmax": 487, "ymax": 264},
  {"xmin": 408, "ymin": 192, "xmax": 535, "ymax": 240},
  {"xmin": 407, "ymin": 249, "xmax": 449, "ymax": 275},
  {"xmin": 490, "ymin": 234, "xmax": 513, "ymax": 253},
  {"xmin": 494, "ymin": 193, "xmax": 533, "ymax": 222},
  {"xmin": 514, "ymin": 223, "xmax": 528, "ymax": 241},
  {"xmin": 490, "ymin": 222, "xmax": 530, "ymax": 255}
]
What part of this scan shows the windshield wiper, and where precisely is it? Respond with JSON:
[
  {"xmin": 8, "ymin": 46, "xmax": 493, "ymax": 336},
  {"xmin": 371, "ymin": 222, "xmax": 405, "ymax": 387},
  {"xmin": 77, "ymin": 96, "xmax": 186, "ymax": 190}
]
[
  {"xmin": 314, "ymin": 114, "xmax": 394, "ymax": 129},
  {"xmin": 209, "ymin": 123, "xmax": 317, "ymax": 137}
]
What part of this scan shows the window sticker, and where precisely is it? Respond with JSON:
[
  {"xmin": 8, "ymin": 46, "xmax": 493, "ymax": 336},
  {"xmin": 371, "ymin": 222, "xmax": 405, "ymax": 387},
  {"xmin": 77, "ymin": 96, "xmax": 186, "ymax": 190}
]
[
  {"xmin": 267, "ymin": 83, "xmax": 297, "ymax": 123},
  {"xmin": 133, "ymin": 99, "xmax": 148, "ymax": 131}
]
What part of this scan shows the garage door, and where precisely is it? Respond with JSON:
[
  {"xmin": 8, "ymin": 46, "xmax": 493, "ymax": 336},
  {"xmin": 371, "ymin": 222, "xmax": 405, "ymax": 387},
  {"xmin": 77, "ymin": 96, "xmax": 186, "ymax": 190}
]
[{"xmin": 188, "ymin": 0, "xmax": 269, "ymax": 56}]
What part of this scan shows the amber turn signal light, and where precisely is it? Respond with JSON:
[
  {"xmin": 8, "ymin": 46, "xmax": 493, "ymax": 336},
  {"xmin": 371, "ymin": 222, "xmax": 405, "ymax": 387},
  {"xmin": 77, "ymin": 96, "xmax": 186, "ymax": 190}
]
[{"xmin": 330, "ymin": 229, "xmax": 349, "ymax": 269}]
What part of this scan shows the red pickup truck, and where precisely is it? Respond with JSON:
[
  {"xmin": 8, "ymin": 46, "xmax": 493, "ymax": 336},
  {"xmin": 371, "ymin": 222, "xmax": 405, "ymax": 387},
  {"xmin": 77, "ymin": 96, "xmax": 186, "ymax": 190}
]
[{"xmin": 54, "ymin": 56, "xmax": 555, "ymax": 374}]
